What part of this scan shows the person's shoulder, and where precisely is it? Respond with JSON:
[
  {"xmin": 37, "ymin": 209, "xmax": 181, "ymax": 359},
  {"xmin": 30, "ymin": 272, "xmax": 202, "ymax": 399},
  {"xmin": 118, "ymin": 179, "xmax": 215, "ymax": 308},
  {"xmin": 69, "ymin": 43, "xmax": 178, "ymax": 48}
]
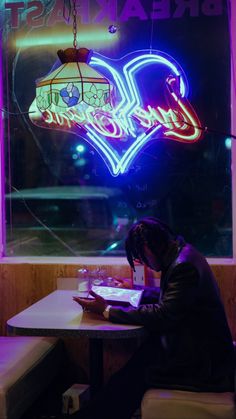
[
  {"xmin": 174, "ymin": 243, "xmax": 193, "ymax": 264},
  {"xmin": 172, "ymin": 243, "xmax": 205, "ymax": 274},
  {"xmin": 177, "ymin": 243, "xmax": 203, "ymax": 263},
  {"xmin": 175, "ymin": 243, "xmax": 211, "ymax": 278}
]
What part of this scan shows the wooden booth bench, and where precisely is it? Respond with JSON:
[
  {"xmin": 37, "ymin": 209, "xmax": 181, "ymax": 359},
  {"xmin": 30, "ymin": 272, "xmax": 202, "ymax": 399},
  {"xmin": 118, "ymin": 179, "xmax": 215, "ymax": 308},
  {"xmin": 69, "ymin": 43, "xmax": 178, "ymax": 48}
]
[
  {"xmin": 0, "ymin": 336, "xmax": 63, "ymax": 419},
  {"xmin": 141, "ymin": 388, "xmax": 236, "ymax": 419},
  {"xmin": 141, "ymin": 341, "xmax": 236, "ymax": 419}
]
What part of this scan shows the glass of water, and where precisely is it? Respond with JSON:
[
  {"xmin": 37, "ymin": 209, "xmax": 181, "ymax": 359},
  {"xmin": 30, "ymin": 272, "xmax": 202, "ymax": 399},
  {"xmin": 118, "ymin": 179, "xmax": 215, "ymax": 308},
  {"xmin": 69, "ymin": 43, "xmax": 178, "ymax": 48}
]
[{"xmin": 77, "ymin": 268, "xmax": 90, "ymax": 296}]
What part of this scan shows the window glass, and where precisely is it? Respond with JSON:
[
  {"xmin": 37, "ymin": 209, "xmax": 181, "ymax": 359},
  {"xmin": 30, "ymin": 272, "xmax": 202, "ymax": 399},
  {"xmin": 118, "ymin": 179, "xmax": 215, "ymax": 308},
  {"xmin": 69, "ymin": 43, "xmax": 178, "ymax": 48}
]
[{"xmin": 1, "ymin": 0, "xmax": 232, "ymax": 257}]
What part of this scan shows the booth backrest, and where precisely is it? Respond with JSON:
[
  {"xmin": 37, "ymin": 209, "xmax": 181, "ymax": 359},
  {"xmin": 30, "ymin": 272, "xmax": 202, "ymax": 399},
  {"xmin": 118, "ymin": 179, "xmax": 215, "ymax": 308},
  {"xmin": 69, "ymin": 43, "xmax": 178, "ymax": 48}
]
[{"xmin": 0, "ymin": 336, "xmax": 63, "ymax": 419}]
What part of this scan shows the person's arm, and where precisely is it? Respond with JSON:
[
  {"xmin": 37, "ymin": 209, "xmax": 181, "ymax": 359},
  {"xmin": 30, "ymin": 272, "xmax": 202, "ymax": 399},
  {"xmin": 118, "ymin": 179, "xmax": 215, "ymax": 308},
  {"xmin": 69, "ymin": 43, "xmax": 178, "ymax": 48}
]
[
  {"xmin": 109, "ymin": 262, "xmax": 199, "ymax": 332},
  {"xmin": 73, "ymin": 263, "xmax": 199, "ymax": 332},
  {"xmin": 140, "ymin": 287, "xmax": 160, "ymax": 304}
]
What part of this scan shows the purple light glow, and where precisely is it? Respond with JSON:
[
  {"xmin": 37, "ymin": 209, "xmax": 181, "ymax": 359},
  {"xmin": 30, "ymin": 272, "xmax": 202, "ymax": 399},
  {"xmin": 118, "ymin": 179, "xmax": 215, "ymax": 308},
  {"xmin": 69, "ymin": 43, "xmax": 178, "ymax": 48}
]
[
  {"xmin": 30, "ymin": 50, "xmax": 202, "ymax": 176},
  {"xmin": 0, "ymin": 31, "xmax": 5, "ymax": 257}
]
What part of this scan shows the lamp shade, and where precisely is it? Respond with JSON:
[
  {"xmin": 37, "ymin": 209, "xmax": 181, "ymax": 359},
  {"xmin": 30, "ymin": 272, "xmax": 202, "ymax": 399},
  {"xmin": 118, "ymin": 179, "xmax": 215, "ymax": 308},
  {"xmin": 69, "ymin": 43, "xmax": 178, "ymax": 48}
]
[{"xmin": 36, "ymin": 48, "xmax": 111, "ymax": 113}]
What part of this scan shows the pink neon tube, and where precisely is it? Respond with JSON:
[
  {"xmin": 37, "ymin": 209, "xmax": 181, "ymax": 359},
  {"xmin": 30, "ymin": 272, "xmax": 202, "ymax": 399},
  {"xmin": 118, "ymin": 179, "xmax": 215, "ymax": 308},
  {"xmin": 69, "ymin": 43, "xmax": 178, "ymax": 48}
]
[{"xmin": 0, "ymin": 30, "xmax": 5, "ymax": 257}]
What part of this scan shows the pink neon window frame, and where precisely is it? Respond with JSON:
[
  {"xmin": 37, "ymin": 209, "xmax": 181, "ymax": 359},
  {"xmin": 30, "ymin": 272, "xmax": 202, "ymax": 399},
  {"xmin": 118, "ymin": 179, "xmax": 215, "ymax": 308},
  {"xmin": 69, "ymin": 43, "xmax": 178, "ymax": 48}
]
[{"xmin": 0, "ymin": 32, "xmax": 5, "ymax": 257}]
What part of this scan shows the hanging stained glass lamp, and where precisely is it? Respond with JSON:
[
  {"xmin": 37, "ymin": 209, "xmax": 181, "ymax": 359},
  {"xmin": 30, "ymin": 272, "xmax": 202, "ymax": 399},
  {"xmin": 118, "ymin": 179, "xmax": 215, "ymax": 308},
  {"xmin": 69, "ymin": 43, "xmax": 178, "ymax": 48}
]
[{"xmin": 35, "ymin": 47, "xmax": 112, "ymax": 113}]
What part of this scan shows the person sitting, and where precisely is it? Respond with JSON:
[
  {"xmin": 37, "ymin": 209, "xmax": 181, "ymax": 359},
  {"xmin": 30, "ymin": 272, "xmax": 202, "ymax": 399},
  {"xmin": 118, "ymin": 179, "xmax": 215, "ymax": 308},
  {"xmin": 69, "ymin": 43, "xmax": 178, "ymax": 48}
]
[{"xmin": 67, "ymin": 217, "xmax": 235, "ymax": 419}]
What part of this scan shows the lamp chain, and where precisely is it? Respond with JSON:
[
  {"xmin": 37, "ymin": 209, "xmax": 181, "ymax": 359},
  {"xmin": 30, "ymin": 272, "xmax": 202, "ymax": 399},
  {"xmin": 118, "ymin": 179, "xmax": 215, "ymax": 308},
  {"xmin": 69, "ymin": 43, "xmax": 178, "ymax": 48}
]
[{"xmin": 72, "ymin": 0, "xmax": 77, "ymax": 49}]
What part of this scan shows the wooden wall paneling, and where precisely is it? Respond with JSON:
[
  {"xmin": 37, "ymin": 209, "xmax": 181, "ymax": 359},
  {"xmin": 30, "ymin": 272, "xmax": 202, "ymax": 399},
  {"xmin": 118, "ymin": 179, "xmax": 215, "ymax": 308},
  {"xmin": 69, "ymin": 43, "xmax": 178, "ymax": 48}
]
[
  {"xmin": 1, "ymin": 262, "xmax": 236, "ymax": 338},
  {"xmin": 211, "ymin": 264, "xmax": 236, "ymax": 340}
]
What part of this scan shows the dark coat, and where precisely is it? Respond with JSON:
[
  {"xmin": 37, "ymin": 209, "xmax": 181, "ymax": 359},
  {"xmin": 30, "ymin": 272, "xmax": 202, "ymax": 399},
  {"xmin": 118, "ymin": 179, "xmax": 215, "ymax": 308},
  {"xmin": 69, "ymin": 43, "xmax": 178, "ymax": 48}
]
[{"xmin": 109, "ymin": 240, "xmax": 235, "ymax": 391}]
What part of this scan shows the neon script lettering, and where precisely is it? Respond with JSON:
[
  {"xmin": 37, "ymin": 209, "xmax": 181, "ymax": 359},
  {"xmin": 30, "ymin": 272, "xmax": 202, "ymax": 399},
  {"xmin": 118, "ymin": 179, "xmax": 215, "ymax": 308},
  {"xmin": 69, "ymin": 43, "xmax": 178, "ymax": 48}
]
[
  {"xmin": 43, "ymin": 91, "xmax": 201, "ymax": 142},
  {"xmin": 30, "ymin": 50, "xmax": 203, "ymax": 176}
]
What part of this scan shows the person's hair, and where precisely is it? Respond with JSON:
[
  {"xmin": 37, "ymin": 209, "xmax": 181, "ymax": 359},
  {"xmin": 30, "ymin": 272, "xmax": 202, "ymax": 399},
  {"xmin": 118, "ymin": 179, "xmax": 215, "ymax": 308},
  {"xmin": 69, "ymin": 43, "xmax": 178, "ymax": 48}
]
[{"xmin": 125, "ymin": 217, "xmax": 176, "ymax": 271}]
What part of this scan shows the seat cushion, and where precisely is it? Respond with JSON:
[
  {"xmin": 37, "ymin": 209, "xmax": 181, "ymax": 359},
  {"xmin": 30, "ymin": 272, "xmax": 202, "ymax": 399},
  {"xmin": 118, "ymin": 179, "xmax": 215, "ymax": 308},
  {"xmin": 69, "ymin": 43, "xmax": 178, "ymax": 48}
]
[
  {"xmin": 141, "ymin": 388, "xmax": 235, "ymax": 419},
  {"xmin": 0, "ymin": 336, "xmax": 63, "ymax": 419}
]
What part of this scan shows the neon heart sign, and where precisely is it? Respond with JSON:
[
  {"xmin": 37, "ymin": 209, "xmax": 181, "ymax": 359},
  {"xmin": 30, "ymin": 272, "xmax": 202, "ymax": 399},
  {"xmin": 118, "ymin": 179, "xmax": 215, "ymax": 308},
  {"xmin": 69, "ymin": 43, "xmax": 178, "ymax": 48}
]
[{"xmin": 29, "ymin": 49, "xmax": 202, "ymax": 176}]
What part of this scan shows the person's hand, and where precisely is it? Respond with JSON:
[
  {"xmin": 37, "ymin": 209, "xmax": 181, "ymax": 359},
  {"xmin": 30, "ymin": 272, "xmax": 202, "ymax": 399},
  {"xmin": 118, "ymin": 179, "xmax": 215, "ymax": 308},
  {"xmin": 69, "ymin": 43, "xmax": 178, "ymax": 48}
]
[
  {"xmin": 73, "ymin": 290, "xmax": 107, "ymax": 315},
  {"xmin": 114, "ymin": 278, "xmax": 131, "ymax": 288}
]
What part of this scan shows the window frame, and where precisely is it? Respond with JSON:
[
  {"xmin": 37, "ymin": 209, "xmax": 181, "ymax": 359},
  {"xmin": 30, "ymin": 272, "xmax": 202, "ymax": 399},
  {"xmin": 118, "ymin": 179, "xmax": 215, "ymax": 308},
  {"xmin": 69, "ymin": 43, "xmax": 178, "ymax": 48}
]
[
  {"xmin": 0, "ymin": 3, "xmax": 236, "ymax": 262},
  {"xmin": 0, "ymin": 29, "xmax": 5, "ymax": 258},
  {"xmin": 231, "ymin": 0, "xmax": 236, "ymax": 260}
]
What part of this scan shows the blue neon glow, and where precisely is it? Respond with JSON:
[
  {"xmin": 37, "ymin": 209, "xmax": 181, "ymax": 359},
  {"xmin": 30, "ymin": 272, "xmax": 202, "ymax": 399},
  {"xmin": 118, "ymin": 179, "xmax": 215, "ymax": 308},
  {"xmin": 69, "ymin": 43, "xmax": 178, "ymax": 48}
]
[
  {"xmin": 76, "ymin": 144, "xmax": 86, "ymax": 153},
  {"xmin": 84, "ymin": 50, "xmax": 188, "ymax": 175},
  {"xmin": 122, "ymin": 54, "xmax": 186, "ymax": 124},
  {"xmin": 108, "ymin": 242, "xmax": 118, "ymax": 250},
  {"xmin": 225, "ymin": 137, "xmax": 232, "ymax": 150},
  {"xmin": 30, "ymin": 49, "xmax": 200, "ymax": 177},
  {"xmin": 90, "ymin": 56, "xmax": 136, "ymax": 136},
  {"xmin": 86, "ymin": 128, "xmax": 119, "ymax": 175},
  {"xmin": 119, "ymin": 125, "xmax": 161, "ymax": 173}
]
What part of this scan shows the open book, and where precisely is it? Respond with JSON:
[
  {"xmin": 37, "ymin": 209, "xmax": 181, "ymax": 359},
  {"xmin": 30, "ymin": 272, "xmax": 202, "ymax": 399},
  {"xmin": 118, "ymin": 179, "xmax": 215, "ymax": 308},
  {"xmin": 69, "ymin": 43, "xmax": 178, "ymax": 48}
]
[{"xmin": 77, "ymin": 285, "xmax": 144, "ymax": 308}]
